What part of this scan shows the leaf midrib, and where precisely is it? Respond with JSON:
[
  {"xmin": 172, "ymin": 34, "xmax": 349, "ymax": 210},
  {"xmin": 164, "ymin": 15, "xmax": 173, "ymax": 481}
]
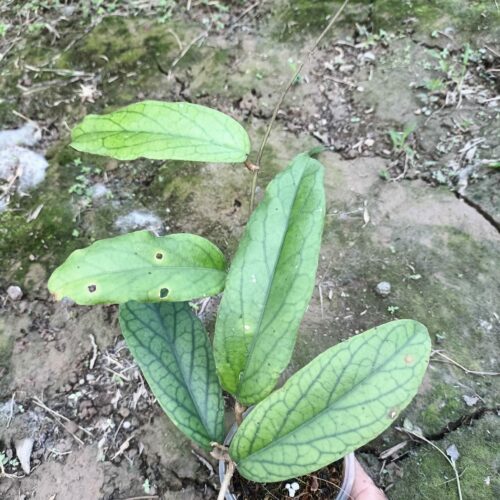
[
  {"xmin": 74, "ymin": 128, "xmax": 244, "ymax": 154},
  {"xmin": 154, "ymin": 304, "xmax": 212, "ymax": 440},
  {"xmin": 236, "ymin": 331, "xmax": 421, "ymax": 464},
  {"xmin": 53, "ymin": 266, "xmax": 225, "ymax": 288},
  {"xmin": 130, "ymin": 303, "xmax": 214, "ymax": 442},
  {"xmin": 236, "ymin": 162, "xmax": 309, "ymax": 398}
]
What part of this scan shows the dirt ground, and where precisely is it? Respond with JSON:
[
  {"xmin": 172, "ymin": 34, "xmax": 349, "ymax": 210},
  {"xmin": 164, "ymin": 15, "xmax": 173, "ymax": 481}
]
[{"xmin": 0, "ymin": 1, "xmax": 499, "ymax": 499}]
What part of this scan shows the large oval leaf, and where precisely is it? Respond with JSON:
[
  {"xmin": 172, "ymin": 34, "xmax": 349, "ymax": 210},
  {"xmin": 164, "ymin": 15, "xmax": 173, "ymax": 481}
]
[
  {"xmin": 48, "ymin": 231, "xmax": 227, "ymax": 305},
  {"xmin": 230, "ymin": 320, "xmax": 431, "ymax": 482},
  {"xmin": 119, "ymin": 301, "xmax": 225, "ymax": 450},
  {"xmin": 213, "ymin": 153, "xmax": 325, "ymax": 405},
  {"xmin": 71, "ymin": 100, "xmax": 250, "ymax": 163}
]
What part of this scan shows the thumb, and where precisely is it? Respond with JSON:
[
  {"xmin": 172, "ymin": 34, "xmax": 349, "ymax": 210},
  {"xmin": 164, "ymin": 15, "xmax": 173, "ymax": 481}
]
[{"xmin": 350, "ymin": 458, "xmax": 387, "ymax": 500}]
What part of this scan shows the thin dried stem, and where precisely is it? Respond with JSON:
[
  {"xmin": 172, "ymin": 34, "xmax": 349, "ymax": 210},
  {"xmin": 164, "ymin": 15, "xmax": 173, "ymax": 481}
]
[
  {"xmin": 32, "ymin": 397, "xmax": 93, "ymax": 443},
  {"xmin": 218, "ymin": 460, "xmax": 235, "ymax": 500},
  {"xmin": 397, "ymin": 427, "xmax": 463, "ymax": 500},
  {"xmin": 234, "ymin": 401, "xmax": 247, "ymax": 426},
  {"xmin": 431, "ymin": 350, "xmax": 500, "ymax": 376},
  {"xmin": 6, "ymin": 392, "xmax": 15, "ymax": 428},
  {"xmin": 249, "ymin": 0, "xmax": 350, "ymax": 213}
]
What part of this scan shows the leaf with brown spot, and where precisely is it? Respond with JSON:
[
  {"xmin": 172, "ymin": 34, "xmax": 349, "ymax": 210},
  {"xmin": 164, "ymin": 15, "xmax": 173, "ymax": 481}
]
[{"xmin": 48, "ymin": 231, "xmax": 227, "ymax": 305}]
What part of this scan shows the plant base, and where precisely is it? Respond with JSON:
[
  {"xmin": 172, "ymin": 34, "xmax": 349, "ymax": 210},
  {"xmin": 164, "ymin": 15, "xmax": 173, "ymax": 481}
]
[{"xmin": 219, "ymin": 452, "xmax": 355, "ymax": 500}]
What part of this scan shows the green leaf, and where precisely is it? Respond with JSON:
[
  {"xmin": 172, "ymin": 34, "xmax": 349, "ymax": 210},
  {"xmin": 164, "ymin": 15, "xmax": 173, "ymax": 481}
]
[
  {"xmin": 119, "ymin": 301, "xmax": 225, "ymax": 449},
  {"xmin": 214, "ymin": 153, "xmax": 325, "ymax": 405},
  {"xmin": 230, "ymin": 320, "xmax": 431, "ymax": 482},
  {"xmin": 71, "ymin": 100, "xmax": 250, "ymax": 163},
  {"xmin": 485, "ymin": 161, "xmax": 500, "ymax": 169},
  {"xmin": 48, "ymin": 231, "xmax": 227, "ymax": 305}
]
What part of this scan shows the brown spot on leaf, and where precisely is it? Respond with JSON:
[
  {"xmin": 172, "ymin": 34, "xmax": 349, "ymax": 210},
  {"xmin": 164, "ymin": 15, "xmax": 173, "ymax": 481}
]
[
  {"xmin": 160, "ymin": 288, "xmax": 169, "ymax": 299},
  {"xmin": 155, "ymin": 252, "xmax": 164, "ymax": 260},
  {"xmin": 88, "ymin": 284, "xmax": 97, "ymax": 293}
]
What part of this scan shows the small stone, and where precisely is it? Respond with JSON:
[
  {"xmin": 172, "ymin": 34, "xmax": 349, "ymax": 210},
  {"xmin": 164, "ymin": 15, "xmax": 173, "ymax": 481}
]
[
  {"xmin": 119, "ymin": 407, "xmax": 130, "ymax": 418},
  {"xmin": 364, "ymin": 138, "xmax": 375, "ymax": 147},
  {"xmin": 79, "ymin": 399, "xmax": 96, "ymax": 419},
  {"xmin": 65, "ymin": 420, "xmax": 79, "ymax": 434},
  {"xmin": 7, "ymin": 285, "xmax": 23, "ymax": 301},
  {"xmin": 462, "ymin": 395, "xmax": 479, "ymax": 407},
  {"xmin": 15, "ymin": 437, "xmax": 34, "ymax": 474},
  {"xmin": 123, "ymin": 421, "xmax": 131, "ymax": 430},
  {"xmin": 339, "ymin": 64, "xmax": 354, "ymax": 73},
  {"xmin": 363, "ymin": 51, "xmax": 376, "ymax": 62},
  {"xmin": 375, "ymin": 282, "xmax": 391, "ymax": 297},
  {"xmin": 446, "ymin": 444, "xmax": 460, "ymax": 463},
  {"xmin": 101, "ymin": 404, "xmax": 113, "ymax": 416}
]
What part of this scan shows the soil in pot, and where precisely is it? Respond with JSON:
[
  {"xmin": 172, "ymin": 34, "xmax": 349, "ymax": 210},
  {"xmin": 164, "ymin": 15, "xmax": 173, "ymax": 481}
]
[{"xmin": 231, "ymin": 460, "xmax": 344, "ymax": 499}]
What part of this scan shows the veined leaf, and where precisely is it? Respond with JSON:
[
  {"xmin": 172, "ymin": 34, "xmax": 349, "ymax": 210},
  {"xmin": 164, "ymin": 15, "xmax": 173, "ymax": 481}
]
[
  {"xmin": 230, "ymin": 320, "xmax": 431, "ymax": 482},
  {"xmin": 48, "ymin": 231, "xmax": 227, "ymax": 305},
  {"xmin": 214, "ymin": 153, "xmax": 325, "ymax": 405},
  {"xmin": 71, "ymin": 100, "xmax": 250, "ymax": 163},
  {"xmin": 119, "ymin": 301, "xmax": 225, "ymax": 449}
]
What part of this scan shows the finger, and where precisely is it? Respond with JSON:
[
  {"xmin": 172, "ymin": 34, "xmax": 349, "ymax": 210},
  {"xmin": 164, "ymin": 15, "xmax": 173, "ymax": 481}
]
[{"xmin": 350, "ymin": 459, "xmax": 387, "ymax": 500}]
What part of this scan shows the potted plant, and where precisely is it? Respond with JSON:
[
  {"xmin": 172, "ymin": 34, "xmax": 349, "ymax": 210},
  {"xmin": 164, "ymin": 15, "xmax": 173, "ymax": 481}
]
[{"xmin": 48, "ymin": 101, "xmax": 431, "ymax": 499}]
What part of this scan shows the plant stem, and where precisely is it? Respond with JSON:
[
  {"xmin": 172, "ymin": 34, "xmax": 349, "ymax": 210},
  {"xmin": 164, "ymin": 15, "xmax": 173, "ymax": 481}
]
[
  {"xmin": 234, "ymin": 401, "xmax": 247, "ymax": 426},
  {"xmin": 218, "ymin": 460, "xmax": 235, "ymax": 500},
  {"xmin": 249, "ymin": 0, "xmax": 350, "ymax": 213}
]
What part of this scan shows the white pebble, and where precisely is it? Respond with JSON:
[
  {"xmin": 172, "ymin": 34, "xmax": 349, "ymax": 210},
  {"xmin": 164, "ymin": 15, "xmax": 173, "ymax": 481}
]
[
  {"xmin": 7, "ymin": 285, "xmax": 23, "ymax": 301},
  {"xmin": 375, "ymin": 281, "xmax": 391, "ymax": 297}
]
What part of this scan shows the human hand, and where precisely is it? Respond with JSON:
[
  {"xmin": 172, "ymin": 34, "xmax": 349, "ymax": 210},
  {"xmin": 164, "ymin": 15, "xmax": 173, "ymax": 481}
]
[{"xmin": 350, "ymin": 458, "xmax": 387, "ymax": 500}]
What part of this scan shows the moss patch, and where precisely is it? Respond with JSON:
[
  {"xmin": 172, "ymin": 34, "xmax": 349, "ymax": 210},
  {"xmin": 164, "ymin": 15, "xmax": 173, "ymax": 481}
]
[
  {"xmin": 270, "ymin": 0, "xmax": 499, "ymax": 43},
  {"xmin": 0, "ymin": 318, "xmax": 13, "ymax": 397},
  {"xmin": 373, "ymin": 0, "xmax": 500, "ymax": 42},
  {"xmin": 271, "ymin": 0, "xmax": 369, "ymax": 40},
  {"xmin": 388, "ymin": 413, "xmax": 500, "ymax": 499}
]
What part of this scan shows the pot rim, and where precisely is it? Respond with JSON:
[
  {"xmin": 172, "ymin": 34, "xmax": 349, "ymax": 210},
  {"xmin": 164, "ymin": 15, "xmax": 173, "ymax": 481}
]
[{"xmin": 218, "ymin": 420, "xmax": 356, "ymax": 500}]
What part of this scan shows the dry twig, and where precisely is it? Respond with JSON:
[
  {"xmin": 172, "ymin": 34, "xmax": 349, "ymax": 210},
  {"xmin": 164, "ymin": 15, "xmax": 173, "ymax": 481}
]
[
  {"xmin": 89, "ymin": 333, "xmax": 98, "ymax": 369},
  {"xmin": 249, "ymin": 0, "xmax": 350, "ymax": 212},
  {"xmin": 397, "ymin": 427, "xmax": 463, "ymax": 500},
  {"xmin": 217, "ymin": 460, "xmax": 235, "ymax": 500},
  {"xmin": 169, "ymin": 31, "xmax": 207, "ymax": 75},
  {"xmin": 6, "ymin": 392, "xmax": 15, "ymax": 428},
  {"xmin": 431, "ymin": 350, "xmax": 500, "ymax": 376},
  {"xmin": 32, "ymin": 397, "xmax": 93, "ymax": 443},
  {"xmin": 191, "ymin": 450, "xmax": 215, "ymax": 477}
]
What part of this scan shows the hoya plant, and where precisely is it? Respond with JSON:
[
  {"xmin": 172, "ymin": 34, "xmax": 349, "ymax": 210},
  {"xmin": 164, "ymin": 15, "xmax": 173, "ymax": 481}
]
[{"xmin": 48, "ymin": 101, "xmax": 431, "ymax": 497}]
